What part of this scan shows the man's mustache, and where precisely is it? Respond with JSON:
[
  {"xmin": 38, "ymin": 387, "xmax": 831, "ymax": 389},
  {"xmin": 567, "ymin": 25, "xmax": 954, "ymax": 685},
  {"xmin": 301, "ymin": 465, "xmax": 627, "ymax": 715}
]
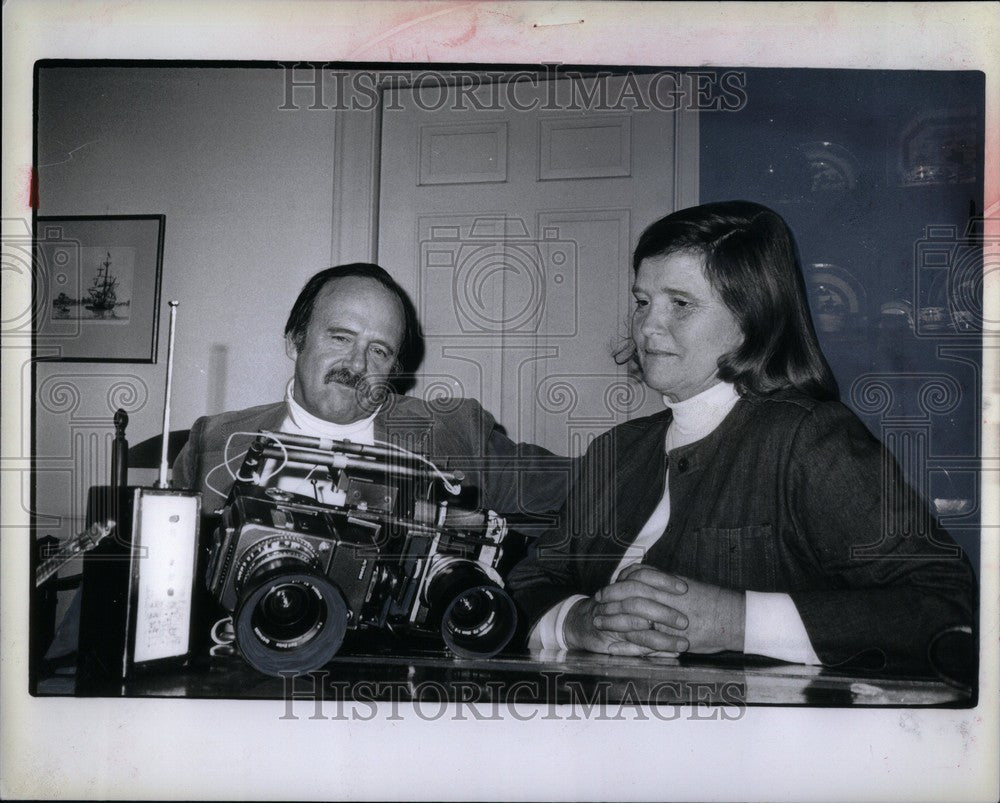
[
  {"xmin": 323, "ymin": 368, "xmax": 392, "ymax": 405},
  {"xmin": 323, "ymin": 367, "xmax": 366, "ymax": 388}
]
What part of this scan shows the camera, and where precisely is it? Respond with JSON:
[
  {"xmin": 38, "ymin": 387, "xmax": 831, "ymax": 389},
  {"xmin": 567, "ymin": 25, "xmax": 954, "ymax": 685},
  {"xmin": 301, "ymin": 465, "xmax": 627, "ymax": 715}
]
[{"xmin": 206, "ymin": 431, "xmax": 518, "ymax": 676}]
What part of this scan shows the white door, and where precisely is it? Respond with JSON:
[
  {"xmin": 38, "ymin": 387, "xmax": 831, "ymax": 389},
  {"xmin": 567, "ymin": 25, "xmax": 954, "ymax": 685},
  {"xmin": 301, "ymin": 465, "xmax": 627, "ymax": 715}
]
[{"xmin": 378, "ymin": 75, "xmax": 698, "ymax": 456}]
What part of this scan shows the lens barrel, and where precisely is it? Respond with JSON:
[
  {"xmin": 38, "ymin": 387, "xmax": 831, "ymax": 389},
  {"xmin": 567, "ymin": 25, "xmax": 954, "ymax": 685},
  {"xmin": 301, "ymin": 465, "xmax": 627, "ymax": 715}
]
[
  {"xmin": 233, "ymin": 540, "xmax": 349, "ymax": 676},
  {"xmin": 424, "ymin": 558, "xmax": 517, "ymax": 658}
]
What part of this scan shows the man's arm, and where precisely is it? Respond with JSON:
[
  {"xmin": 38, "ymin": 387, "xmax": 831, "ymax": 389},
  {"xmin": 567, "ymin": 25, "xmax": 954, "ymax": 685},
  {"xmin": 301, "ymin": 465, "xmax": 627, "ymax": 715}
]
[
  {"xmin": 441, "ymin": 398, "xmax": 576, "ymax": 526},
  {"xmin": 505, "ymin": 429, "xmax": 612, "ymax": 630}
]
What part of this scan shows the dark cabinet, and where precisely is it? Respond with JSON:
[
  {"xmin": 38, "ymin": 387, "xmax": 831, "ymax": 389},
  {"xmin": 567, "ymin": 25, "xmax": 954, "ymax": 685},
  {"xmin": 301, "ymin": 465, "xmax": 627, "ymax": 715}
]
[{"xmin": 700, "ymin": 69, "xmax": 985, "ymax": 570}]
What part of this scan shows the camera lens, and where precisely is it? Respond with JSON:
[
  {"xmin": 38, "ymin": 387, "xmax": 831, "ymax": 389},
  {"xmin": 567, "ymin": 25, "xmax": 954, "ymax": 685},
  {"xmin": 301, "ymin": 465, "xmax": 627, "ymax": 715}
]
[
  {"xmin": 252, "ymin": 581, "xmax": 324, "ymax": 645},
  {"xmin": 232, "ymin": 536, "xmax": 349, "ymax": 676},
  {"xmin": 235, "ymin": 568, "xmax": 349, "ymax": 676},
  {"xmin": 442, "ymin": 586, "xmax": 517, "ymax": 658},
  {"xmin": 448, "ymin": 588, "xmax": 492, "ymax": 631},
  {"xmin": 424, "ymin": 557, "xmax": 517, "ymax": 659}
]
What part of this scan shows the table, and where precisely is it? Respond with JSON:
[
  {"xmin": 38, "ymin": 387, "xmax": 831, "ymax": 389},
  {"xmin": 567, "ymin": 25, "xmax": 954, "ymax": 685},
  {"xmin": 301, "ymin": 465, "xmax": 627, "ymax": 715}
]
[{"xmin": 37, "ymin": 635, "xmax": 972, "ymax": 707}]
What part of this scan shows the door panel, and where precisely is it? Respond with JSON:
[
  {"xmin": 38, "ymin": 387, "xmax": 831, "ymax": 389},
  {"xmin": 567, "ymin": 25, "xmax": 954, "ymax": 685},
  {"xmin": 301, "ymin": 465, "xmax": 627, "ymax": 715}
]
[{"xmin": 379, "ymin": 76, "xmax": 693, "ymax": 454}]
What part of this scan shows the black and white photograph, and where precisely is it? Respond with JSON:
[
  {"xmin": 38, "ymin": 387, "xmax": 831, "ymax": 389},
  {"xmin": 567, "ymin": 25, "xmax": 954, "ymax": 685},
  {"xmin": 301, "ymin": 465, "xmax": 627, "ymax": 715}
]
[{"xmin": 2, "ymin": 2, "xmax": 997, "ymax": 801}]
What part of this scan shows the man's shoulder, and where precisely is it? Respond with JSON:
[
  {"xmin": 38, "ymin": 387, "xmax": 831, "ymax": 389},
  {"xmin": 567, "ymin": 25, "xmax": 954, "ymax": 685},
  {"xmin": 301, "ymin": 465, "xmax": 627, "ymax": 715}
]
[
  {"xmin": 377, "ymin": 394, "xmax": 492, "ymax": 455},
  {"xmin": 380, "ymin": 393, "xmax": 483, "ymax": 424},
  {"xmin": 192, "ymin": 402, "xmax": 286, "ymax": 442}
]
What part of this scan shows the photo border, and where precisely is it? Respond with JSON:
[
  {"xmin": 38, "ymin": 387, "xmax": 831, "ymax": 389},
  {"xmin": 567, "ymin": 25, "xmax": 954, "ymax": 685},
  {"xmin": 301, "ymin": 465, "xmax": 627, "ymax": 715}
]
[{"xmin": 3, "ymin": 3, "xmax": 998, "ymax": 802}]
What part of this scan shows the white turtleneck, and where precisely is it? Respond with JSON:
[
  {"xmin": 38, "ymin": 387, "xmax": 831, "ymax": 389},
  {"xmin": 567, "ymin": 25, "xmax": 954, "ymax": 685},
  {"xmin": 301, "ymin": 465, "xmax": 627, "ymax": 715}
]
[
  {"xmin": 261, "ymin": 382, "xmax": 380, "ymax": 504},
  {"xmin": 530, "ymin": 380, "xmax": 820, "ymax": 666}
]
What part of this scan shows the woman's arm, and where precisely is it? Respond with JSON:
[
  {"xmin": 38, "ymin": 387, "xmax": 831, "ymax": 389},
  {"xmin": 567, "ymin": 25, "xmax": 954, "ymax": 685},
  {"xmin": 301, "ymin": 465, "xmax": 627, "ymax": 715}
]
[{"xmin": 785, "ymin": 403, "xmax": 977, "ymax": 674}]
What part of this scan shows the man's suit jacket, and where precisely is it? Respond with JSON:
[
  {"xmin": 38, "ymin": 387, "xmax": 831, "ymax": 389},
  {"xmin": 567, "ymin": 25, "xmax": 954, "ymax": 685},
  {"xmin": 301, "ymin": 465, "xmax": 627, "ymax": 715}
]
[
  {"xmin": 172, "ymin": 394, "xmax": 573, "ymax": 529},
  {"xmin": 507, "ymin": 390, "xmax": 977, "ymax": 676}
]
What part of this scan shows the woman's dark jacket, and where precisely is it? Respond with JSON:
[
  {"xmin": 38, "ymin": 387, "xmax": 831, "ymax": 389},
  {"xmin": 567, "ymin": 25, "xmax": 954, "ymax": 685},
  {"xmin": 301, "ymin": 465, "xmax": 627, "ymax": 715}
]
[{"xmin": 507, "ymin": 389, "xmax": 977, "ymax": 675}]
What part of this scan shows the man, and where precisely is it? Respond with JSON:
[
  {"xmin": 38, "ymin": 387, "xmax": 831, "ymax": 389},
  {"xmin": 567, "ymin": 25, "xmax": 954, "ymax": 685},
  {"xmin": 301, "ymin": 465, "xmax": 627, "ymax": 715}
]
[{"xmin": 173, "ymin": 263, "xmax": 569, "ymax": 528}]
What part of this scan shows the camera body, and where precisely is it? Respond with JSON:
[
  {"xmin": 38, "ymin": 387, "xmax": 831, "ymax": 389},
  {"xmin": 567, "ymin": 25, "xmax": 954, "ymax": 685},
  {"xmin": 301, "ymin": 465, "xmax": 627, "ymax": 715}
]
[{"xmin": 206, "ymin": 432, "xmax": 518, "ymax": 676}]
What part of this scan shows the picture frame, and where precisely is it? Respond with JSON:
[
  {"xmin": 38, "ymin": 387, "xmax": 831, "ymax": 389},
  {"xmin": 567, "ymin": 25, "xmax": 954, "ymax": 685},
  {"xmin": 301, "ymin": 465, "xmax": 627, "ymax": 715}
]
[{"xmin": 34, "ymin": 215, "xmax": 165, "ymax": 362}]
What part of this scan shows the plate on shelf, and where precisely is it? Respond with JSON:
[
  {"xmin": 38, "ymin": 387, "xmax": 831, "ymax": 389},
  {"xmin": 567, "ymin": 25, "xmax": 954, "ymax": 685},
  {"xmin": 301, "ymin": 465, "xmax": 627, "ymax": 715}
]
[
  {"xmin": 806, "ymin": 262, "xmax": 866, "ymax": 334},
  {"xmin": 898, "ymin": 108, "xmax": 979, "ymax": 186},
  {"xmin": 796, "ymin": 141, "xmax": 861, "ymax": 194}
]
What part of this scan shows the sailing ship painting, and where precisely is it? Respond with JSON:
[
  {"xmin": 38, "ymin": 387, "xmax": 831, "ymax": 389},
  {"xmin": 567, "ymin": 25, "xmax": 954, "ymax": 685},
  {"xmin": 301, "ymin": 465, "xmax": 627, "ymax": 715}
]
[
  {"xmin": 85, "ymin": 252, "xmax": 118, "ymax": 313},
  {"xmin": 52, "ymin": 248, "xmax": 132, "ymax": 322},
  {"xmin": 38, "ymin": 215, "xmax": 161, "ymax": 361}
]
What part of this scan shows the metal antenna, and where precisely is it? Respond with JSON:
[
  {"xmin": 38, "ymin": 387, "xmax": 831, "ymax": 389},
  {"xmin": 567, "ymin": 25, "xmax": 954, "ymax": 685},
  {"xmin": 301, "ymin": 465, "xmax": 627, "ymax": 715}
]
[{"xmin": 156, "ymin": 301, "xmax": 179, "ymax": 488}]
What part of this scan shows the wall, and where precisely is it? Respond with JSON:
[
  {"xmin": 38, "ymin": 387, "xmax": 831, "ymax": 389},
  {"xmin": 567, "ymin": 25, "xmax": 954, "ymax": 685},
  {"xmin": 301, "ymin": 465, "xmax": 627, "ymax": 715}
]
[{"xmin": 36, "ymin": 66, "xmax": 341, "ymax": 535}]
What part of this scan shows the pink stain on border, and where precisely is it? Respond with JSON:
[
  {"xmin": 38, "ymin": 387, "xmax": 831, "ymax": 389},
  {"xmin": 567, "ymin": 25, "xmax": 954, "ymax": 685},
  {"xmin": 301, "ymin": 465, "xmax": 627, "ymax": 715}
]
[{"xmin": 26, "ymin": 167, "xmax": 38, "ymax": 209}]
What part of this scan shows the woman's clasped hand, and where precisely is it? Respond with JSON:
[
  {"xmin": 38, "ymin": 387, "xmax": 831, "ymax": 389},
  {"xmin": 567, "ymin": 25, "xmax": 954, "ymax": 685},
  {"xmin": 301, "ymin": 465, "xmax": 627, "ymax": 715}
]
[{"xmin": 564, "ymin": 565, "xmax": 745, "ymax": 656}]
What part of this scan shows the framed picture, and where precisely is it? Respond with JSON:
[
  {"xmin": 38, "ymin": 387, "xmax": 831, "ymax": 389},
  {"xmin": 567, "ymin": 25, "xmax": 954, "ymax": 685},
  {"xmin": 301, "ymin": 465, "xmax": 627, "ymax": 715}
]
[{"xmin": 35, "ymin": 215, "xmax": 165, "ymax": 362}]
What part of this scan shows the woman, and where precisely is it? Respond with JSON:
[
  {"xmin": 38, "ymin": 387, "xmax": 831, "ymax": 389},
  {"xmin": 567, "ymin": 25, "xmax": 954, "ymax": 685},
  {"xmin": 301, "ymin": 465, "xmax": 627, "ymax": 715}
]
[{"xmin": 507, "ymin": 200, "xmax": 976, "ymax": 676}]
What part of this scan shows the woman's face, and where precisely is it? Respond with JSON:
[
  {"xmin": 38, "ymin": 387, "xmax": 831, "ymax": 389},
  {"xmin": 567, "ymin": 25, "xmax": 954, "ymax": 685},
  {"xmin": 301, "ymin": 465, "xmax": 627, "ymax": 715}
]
[{"xmin": 631, "ymin": 250, "xmax": 744, "ymax": 402}]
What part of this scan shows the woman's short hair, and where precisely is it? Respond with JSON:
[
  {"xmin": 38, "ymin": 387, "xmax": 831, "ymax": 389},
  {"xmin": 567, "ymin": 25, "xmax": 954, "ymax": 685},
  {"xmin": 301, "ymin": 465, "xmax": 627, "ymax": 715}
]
[
  {"xmin": 621, "ymin": 200, "xmax": 838, "ymax": 400},
  {"xmin": 284, "ymin": 262, "xmax": 422, "ymax": 375}
]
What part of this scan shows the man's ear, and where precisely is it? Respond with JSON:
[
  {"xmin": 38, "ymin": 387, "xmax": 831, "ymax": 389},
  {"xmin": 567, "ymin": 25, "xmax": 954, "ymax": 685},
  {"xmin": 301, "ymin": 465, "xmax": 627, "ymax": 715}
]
[{"xmin": 284, "ymin": 334, "xmax": 298, "ymax": 361}]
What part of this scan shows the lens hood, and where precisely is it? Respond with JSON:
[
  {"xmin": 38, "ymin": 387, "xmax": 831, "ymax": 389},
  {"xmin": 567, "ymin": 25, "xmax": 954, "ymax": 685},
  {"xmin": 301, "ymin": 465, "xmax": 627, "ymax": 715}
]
[{"xmin": 235, "ymin": 569, "xmax": 349, "ymax": 676}]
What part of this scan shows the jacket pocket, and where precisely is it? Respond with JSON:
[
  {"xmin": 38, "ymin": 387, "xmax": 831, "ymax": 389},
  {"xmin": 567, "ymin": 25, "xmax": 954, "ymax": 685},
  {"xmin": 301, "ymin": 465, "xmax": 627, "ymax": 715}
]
[{"xmin": 696, "ymin": 525, "xmax": 777, "ymax": 590}]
